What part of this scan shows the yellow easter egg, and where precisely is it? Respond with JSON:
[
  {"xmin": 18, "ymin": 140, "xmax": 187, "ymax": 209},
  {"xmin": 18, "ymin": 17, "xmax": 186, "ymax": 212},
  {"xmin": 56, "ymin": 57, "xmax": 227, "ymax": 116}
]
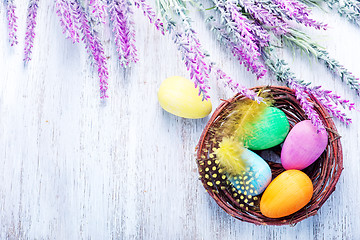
[
  {"xmin": 158, "ymin": 76, "xmax": 212, "ymax": 119},
  {"xmin": 260, "ymin": 170, "xmax": 313, "ymax": 218}
]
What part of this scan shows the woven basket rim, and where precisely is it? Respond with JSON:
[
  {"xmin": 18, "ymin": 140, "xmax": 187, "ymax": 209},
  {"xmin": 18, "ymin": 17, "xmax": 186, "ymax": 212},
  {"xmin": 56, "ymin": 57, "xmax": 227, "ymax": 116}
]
[{"xmin": 196, "ymin": 86, "xmax": 343, "ymax": 226}]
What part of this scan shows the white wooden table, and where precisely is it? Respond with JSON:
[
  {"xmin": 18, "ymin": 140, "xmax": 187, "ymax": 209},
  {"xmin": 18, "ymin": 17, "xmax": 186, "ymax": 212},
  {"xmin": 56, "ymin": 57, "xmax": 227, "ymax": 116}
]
[{"xmin": 1, "ymin": 1, "xmax": 360, "ymax": 239}]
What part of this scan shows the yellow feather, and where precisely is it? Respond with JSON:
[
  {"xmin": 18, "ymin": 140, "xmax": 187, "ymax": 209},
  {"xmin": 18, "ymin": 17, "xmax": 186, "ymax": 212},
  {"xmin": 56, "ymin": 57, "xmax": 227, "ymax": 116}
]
[
  {"xmin": 219, "ymin": 93, "xmax": 273, "ymax": 144},
  {"xmin": 213, "ymin": 137, "xmax": 246, "ymax": 176},
  {"xmin": 214, "ymin": 91, "xmax": 273, "ymax": 176}
]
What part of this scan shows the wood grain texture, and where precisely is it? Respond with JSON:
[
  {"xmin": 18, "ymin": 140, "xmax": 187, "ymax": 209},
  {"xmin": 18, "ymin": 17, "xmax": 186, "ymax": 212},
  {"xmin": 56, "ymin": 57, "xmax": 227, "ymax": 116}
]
[{"xmin": 1, "ymin": 1, "xmax": 360, "ymax": 239}]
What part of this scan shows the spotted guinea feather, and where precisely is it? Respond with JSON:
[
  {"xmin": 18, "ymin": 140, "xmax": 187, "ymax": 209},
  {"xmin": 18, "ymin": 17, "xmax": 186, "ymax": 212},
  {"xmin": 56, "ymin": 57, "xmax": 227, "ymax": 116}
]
[{"xmin": 198, "ymin": 140, "xmax": 258, "ymax": 210}]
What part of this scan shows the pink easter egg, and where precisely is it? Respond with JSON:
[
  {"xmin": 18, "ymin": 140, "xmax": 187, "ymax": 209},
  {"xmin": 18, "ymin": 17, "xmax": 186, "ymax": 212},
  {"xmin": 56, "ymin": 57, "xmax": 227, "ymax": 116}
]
[{"xmin": 281, "ymin": 120, "xmax": 328, "ymax": 170}]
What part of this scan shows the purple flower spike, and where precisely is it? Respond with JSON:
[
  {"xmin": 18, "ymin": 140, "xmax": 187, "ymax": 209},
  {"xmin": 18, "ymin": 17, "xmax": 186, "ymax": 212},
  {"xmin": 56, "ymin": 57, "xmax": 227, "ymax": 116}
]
[
  {"xmin": 55, "ymin": 0, "xmax": 80, "ymax": 43},
  {"xmin": 242, "ymin": 0, "xmax": 289, "ymax": 35},
  {"xmin": 73, "ymin": 0, "xmax": 109, "ymax": 98},
  {"xmin": 133, "ymin": 0, "xmax": 165, "ymax": 35},
  {"xmin": 171, "ymin": 30, "xmax": 211, "ymax": 100},
  {"xmin": 215, "ymin": 68, "xmax": 261, "ymax": 102},
  {"xmin": 154, "ymin": 0, "xmax": 212, "ymax": 100},
  {"xmin": 300, "ymin": 84, "xmax": 353, "ymax": 125},
  {"xmin": 211, "ymin": 0, "xmax": 267, "ymax": 78},
  {"xmin": 288, "ymin": 79, "xmax": 325, "ymax": 131},
  {"xmin": 272, "ymin": 0, "xmax": 296, "ymax": 16},
  {"xmin": 227, "ymin": 2, "xmax": 267, "ymax": 78},
  {"xmin": 5, "ymin": 0, "xmax": 18, "ymax": 46},
  {"xmin": 306, "ymin": 86, "xmax": 353, "ymax": 125},
  {"xmin": 24, "ymin": 0, "xmax": 40, "ymax": 63},
  {"xmin": 249, "ymin": 25, "xmax": 271, "ymax": 48},
  {"xmin": 320, "ymin": 101, "xmax": 352, "ymax": 125},
  {"xmin": 88, "ymin": 0, "xmax": 108, "ymax": 24},
  {"xmin": 109, "ymin": 0, "xmax": 138, "ymax": 67},
  {"xmin": 272, "ymin": 0, "xmax": 327, "ymax": 29},
  {"xmin": 310, "ymin": 86, "xmax": 356, "ymax": 111}
]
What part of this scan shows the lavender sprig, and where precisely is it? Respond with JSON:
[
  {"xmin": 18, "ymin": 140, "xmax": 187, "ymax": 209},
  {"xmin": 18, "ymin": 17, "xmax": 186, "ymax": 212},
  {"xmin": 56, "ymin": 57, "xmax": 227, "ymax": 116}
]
[
  {"xmin": 156, "ymin": 0, "xmax": 212, "ymax": 99},
  {"xmin": 24, "ymin": 0, "xmax": 40, "ymax": 63},
  {"xmin": 73, "ymin": 0, "xmax": 109, "ymax": 98},
  {"xmin": 191, "ymin": 5, "xmax": 266, "ymax": 101},
  {"xmin": 170, "ymin": 27, "xmax": 212, "ymax": 99},
  {"xmin": 214, "ymin": 68, "xmax": 261, "ymax": 102},
  {"xmin": 310, "ymin": 85, "xmax": 355, "ymax": 111},
  {"xmin": 211, "ymin": 24, "xmax": 245, "ymax": 56},
  {"xmin": 55, "ymin": 0, "xmax": 80, "ymax": 43},
  {"xmin": 324, "ymin": 0, "xmax": 360, "ymax": 26},
  {"xmin": 307, "ymin": 86, "xmax": 353, "ymax": 125},
  {"xmin": 271, "ymin": 0, "xmax": 327, "ymax": 29},
  {"xmin": 133, "ymin": 0, "xmax": 165, "ymax": 34},
  {"xmin": 206, "ymin": 4, "xmax": 270, "ymax": 48},
  {"xmin": 317, "ymin": 100, "xmax": 352, "ymax": 124},
  {"xmin": 247, "ymin": 24, "xmax": 271, "ymax": 48},
  {"xmin": 272, "ymin": 0, "xmax": 297, "ymax": 16},
  {"xmin": 282, "ymin": 29, "xmax": 360, "ymax": 95},
  {"xmin": 208, "ymin": 14, "xmax": 260, "ymax": 61},
  {"xmin": 263, "ymin": 46, "xmax": 354, "ymax": 126},
  {"xmin": 312, "ymin": 45, "xmax": 360, "ymax": 94},
  {"xmin": 239, "ymin": 0, "xmax": 289, "ymax": 35},
  {"xmin": 297, "ymin": 0, "xmax": 323, "ymax": 8},
  {"xmin": 109, "ymin": 0, "xmax": 138, "ymax": 67},
  {"xmin": 210, "ymin": 0, "xmax": 267, "ymax": 78},
  {"xmin": 5, "ymin": 0, "xmax": 18, "ymax": 46},
  {"xmin": 254, "ymin": 0, "xmax": 298, "ymax": 26},
  {"xmin": 88, "ymin": 0, "xmax": 108, "ymax": 24},
  {"xmin": 266, "ymin": 49, "xmax": 355, "ymax": 112},
  {"xmin": 288, "ymin": 78, "xmax": 325, "ymax": 130},
  {"xmin": 228, "ymin": 2, "xmax": 267, "ymax": 77}
]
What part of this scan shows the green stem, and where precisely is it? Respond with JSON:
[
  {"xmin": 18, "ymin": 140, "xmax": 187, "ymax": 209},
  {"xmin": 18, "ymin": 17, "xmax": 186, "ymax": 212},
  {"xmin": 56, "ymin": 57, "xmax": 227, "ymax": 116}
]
[{"xmin": 281, "ymin": 28, "xmax": 360, "ymax": 95}]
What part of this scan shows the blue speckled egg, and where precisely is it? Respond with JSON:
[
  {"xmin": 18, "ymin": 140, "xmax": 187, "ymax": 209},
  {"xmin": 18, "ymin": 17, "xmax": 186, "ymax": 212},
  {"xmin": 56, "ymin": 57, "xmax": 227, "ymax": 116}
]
[{"xmin": 228, "ymin": 149, "xmax": 272, "ymax": 195}]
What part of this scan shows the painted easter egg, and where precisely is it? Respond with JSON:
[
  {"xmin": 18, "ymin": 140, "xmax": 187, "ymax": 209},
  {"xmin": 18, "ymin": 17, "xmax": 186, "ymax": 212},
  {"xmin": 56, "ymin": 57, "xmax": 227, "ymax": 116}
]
[
  {"xmin": 228, "ymin": 148, "xmax": 272, "ymax": 196},
  {"xmin": 281, "ymin": 120, "xmax": 328, "ymax": 170},
  {"xmin": 157, "ymin": 76, "xmax": 212, "ymax": 119},
  {"xmin": 260, "ymin": 170, "xmax": 313, "ymax": 218},
  {"xmin": 244, "ymin": 107, "xmax": 290, "ymax": 150}
]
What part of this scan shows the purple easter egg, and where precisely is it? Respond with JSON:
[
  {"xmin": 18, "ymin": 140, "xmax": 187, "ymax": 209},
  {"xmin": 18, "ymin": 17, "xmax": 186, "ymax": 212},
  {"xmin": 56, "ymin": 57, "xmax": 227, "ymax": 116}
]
[{"xmin": 281, "ymin": 120, "xmax": 328, "ymax": 170}]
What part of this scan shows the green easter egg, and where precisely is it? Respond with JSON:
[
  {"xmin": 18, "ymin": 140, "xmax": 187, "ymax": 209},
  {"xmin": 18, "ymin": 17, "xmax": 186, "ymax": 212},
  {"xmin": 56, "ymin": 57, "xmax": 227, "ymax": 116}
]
[{"xmin": 244, "ymin": 107, "xmax": 290, "ymax": 150}]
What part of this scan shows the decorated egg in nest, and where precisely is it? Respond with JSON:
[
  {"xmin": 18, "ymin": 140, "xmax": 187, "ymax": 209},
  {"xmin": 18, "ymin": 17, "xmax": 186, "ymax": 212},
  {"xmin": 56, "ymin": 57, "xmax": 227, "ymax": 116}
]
[
  {"xmin": 281, "ymin": 120, "xmax": 328, "ymax": 170},
  {"xmin": 260, "ymin": 170, "xmax": 313, "ymax": 218},
  {"xmin": 222, "ymin": 147, "xmax": 272, "ymax": 196},
  {"xmin": 244, "ymin": 107, "xmax": 290, "ymax": 150}
]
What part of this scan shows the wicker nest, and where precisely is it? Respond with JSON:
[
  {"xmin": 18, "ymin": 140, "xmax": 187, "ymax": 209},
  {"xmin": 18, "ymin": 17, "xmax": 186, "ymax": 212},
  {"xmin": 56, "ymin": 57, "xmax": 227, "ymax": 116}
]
[{"xmin": 196, "ymin": 86, "xmax": 343, "ymax": 226}]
